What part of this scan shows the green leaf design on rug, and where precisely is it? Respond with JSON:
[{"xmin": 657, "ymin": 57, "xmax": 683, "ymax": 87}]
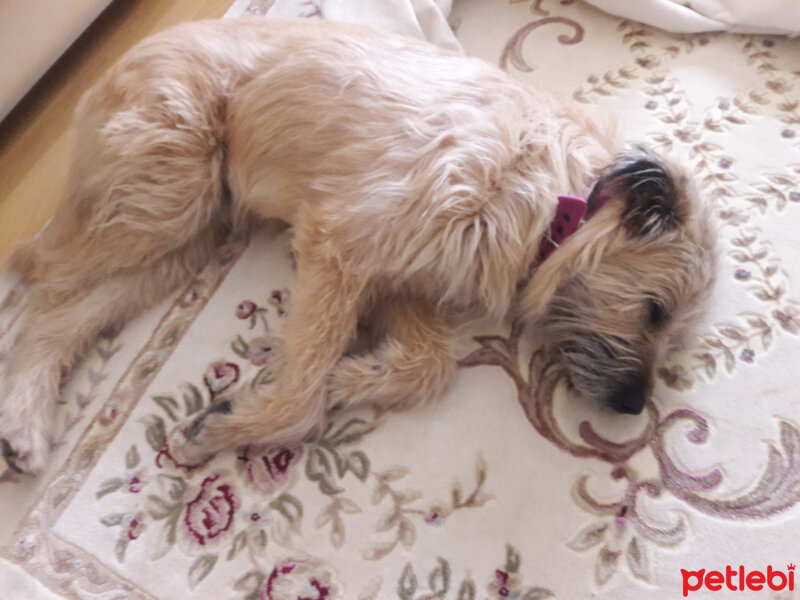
[{"xmin": 188, "ymin": 553, "xmax": 217, "ymax": 589}]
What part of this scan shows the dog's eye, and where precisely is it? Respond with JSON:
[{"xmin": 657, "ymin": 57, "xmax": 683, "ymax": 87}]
[{"xmin": 647, "ymin": 299, "xmax": 669, "ymax": 330}]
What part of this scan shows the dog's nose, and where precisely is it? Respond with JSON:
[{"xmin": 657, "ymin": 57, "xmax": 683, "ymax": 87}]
[{"xmin": 610, "ymin": 382, "xmax": 648, "ymax": 415}]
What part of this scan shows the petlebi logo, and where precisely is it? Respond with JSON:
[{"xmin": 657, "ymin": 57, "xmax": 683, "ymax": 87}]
[{"xmin": 681, "ymin": 563, "xmax": 795, "ymax": 596}]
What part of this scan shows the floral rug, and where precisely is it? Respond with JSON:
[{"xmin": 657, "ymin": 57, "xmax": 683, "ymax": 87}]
[{"xmin": 2, "ymin": 0, "xmax": 800, "ymax": 598}]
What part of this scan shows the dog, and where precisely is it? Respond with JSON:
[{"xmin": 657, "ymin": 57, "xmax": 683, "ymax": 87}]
[{"xmin": 0, "ymin": 17, "xmax": 716, "ymax": 474}]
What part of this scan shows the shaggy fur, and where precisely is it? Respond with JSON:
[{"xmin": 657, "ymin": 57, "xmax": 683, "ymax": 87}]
[{"xmin": 0, "ymin": 18, "xmax": 716, "ymax": 473}]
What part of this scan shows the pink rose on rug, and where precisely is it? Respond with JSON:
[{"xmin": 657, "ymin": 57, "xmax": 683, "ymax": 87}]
[
  {"xmin": 203, "ymin": 362, "xmax": 240, "ymax": 396},
  {"xmin": 237, "ymin": 445, "xmax": 303, "ymax": 495},
  {"xmin": 236, "ymin": 299, "xmax": 258, "ymax": 319},
  {"xmin": 259, "ymin": 557, "xmax": 339, "ymax": 600},
  {"xmin": 181, "ymin": 473, "xmax": 239, "ymax": 549},
  {"xmin": 124, "ymin": 513, "xmax": 146, "ymax": 541},
  {"xmin": 268, "ymin": 288, "xmax": 291, "ymax": 317},
  {"xmin": 488, "ymin": 569, "xmax": 522, "ymax": 598},
  {"xmin": 122, "ymin": 468, "xmax": 146, "ymax": 494}
]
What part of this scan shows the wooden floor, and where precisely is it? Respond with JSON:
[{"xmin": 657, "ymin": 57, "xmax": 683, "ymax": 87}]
[{"xmin": 0, "ymin": 0, "xmax": 233, "ymax": 266}]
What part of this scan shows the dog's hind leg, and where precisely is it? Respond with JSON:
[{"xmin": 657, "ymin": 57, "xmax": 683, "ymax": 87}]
[
  {"xmin": 0, "ymin": 83, "xmax": 231, "ymax": 473},
  {"xmin": 168, "ymin": 251, "xmax": 367, "ymax": 464},
  {"xmin": 0, "ymin": 237, "xmax": 217, "ymax": 474},
  {"xmin": 327, "ymin": 298, "xmax": 456, "ymax": 413}
]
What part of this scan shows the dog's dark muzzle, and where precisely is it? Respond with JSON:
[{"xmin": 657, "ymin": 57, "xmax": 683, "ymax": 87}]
[{"xmin": 608, "ymin": 380, "xmax": 649, "ymax": 415}]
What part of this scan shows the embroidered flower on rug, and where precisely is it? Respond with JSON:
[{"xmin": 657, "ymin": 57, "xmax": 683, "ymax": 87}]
[
  {"xmin": 567, "ymin": 469, "xmax": 687, "ymax": 586},
  {"xmin": 96, "ymin": 445, "xmax": 149, "ymax": 497},
  {"xmin": 234, "ymin": 289, "xmax": 289, "ymax": 330},
  {"xmin": 124, "ymin": 513, "xmax": 147, "ymax": 540},
  {"xmin": 179, "ymin": 286, "xmax": 202, "ymax": 307},
  {"xmin": 99, "ymin": 400, "xmax": 121, "ymax": 426},
  {"xmin": 423, "ymin": 507, "xmax": 447, "ymax": 527},
  {"xmin": 236, "ymin": 300, "xmax": 258, "ymax": 320},
  {"xmin": 268, "ymin": 288, "xmax": 291, "ymax": 317},
  {"xmin": 246, "ymin": 336, "xmax": 281, "ymax": 367},
  {"xmin": 237, "ymin": 445, "xmax": 304, "ymax": 495},
  {"xmin": 484, "ymin": 546, "xmax": 553, "ymax": 600},
  {"xmin": 180, "ymin": 472, "xmax": 240, "ymax": 550},
  {"xmin": 235, "ymin": 298, "xmax": 272, "ymax": 330},
  {"xmin": 99, "ymin": 511, "xmax": 148, "ymax": 563},
  {"xmin": 122, "ymin": 468, "xmax": 146, "ymax": 493},
  {"xmin": 240, "ymin": 502, "xmax": 272, "ymax": 529},
  {"xmin": 488, "ymin": 568, "xmax": 523, "ymax": 598},
  {"xmin": 225, "ymin": 491, "xmax": 303, "ymax": 562},
  {"xmin": 202, "ymin": 362, "xmax": 240, "ymax": 397},
  {"xmin": 258, "ymin": 557, "xmax": 340, "ymax": 600}
]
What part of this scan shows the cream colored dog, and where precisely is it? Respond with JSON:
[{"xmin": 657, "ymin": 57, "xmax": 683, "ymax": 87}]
[{"xmin": 0, "ymin": 18, "xmax": 716, "ymax": 474}]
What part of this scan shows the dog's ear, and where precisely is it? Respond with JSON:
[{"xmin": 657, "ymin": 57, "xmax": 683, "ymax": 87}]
[{"xmin": 587, "ymin": 146, "xmax": 685, "ymax": 237}]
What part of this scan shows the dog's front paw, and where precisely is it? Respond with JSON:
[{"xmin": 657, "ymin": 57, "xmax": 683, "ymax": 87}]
[
  {"xmin": 166, "ymin": 399, "xmax": 234, "ymax": 466},
  {"xmin": 0, "ymin": 424, "xmax": 49, "ymax": 475}
]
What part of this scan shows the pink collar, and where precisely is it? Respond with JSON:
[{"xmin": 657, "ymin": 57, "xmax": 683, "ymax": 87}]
[{"xmin": 537, "ymin": 188, "xmax": 609, "ymax": 262}]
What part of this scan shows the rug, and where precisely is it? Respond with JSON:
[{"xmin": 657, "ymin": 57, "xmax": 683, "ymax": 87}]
[{"xmin": 2, "ymin": 0, "xmax": 800, "ymax": 598}]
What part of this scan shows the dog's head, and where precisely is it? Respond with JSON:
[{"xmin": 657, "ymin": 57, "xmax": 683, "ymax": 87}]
[{"xmin": 520, "ymin": 146, "xmax": 717, "ymax": 414}]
